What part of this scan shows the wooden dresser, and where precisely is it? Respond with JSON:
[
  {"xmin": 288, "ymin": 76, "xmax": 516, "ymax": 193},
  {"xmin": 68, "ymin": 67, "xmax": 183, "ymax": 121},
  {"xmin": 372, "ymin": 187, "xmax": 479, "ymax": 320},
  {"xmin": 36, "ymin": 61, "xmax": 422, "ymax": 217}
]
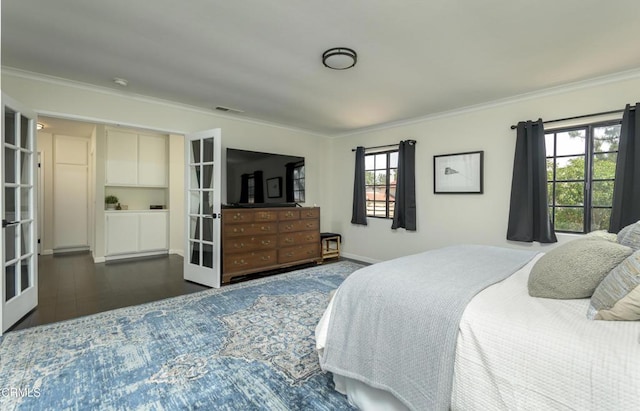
[{"xmin": 221, "ymin": 207, "xmax": 321, "ymax": 284}]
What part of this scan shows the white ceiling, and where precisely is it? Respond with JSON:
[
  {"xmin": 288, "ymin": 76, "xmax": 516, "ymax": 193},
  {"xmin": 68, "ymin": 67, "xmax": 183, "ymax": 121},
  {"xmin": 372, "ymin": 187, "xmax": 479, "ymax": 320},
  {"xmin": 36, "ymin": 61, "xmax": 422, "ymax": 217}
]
[{"xmin": 3, "ymin": 1, "xmax": 640, "ymax": 136}]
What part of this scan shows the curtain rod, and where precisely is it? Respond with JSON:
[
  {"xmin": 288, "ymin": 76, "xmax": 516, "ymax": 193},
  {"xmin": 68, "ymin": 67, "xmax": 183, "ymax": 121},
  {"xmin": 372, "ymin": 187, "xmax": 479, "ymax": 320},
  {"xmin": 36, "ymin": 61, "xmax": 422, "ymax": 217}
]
[
  {"xmin": 509, "ymin": 108, "xmax": 628, "ymax": 130},
  {"xmin": 351, "ymin": 140, "xmax": 416, "ymax": 152}
]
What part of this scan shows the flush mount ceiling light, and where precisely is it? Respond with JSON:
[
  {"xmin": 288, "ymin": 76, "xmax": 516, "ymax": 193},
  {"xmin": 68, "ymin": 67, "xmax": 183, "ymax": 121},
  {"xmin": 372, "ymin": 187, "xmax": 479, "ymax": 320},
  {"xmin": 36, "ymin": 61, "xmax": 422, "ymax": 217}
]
[
  {"xmin": 36, "ymin": 123, "xmax": 44, "ymax": 130},
  {"xmin": 322, "ymin": 47, "xmax": 357, "ymax": 70},
  {"xmin": 113, "ymin": 77, "xmax": 128, "ymax": 87}
]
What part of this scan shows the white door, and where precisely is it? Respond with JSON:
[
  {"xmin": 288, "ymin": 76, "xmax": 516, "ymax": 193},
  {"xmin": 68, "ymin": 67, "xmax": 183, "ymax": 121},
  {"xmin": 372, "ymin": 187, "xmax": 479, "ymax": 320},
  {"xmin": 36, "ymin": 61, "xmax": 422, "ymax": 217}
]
[
  {"xmin": 184, "ymin": 129, "xmax": 221, "ymax": 288},
  {"xmin": 1, "ymin": 93, "xmax": 38, "ymax": 334}
]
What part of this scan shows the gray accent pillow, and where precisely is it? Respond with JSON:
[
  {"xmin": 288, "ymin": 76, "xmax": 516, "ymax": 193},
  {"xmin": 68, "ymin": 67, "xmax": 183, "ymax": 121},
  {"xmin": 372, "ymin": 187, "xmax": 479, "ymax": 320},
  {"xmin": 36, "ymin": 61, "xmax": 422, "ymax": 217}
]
[
  {"xmin": 528, "ymin": 238, "xmax": 633, "ymax": 299},
  {"xmin": 588, "ymin": 250, "xmax": 640, "ymax": 321},
  {"xmin": 617, "ymin": 221, "xmax": 640, "ymax": 251},
  {"xmin": 586, "ymin": 230, "xmax": 618, "ymax": 242}
]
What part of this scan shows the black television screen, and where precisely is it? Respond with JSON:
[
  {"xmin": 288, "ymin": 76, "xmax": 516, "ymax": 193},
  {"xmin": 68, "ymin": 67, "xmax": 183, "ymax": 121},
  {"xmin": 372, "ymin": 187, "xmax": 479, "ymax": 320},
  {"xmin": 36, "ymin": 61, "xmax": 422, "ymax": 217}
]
[{"xmin": 226, "ymin": 148, "xmax": 305, "ymax": 205}]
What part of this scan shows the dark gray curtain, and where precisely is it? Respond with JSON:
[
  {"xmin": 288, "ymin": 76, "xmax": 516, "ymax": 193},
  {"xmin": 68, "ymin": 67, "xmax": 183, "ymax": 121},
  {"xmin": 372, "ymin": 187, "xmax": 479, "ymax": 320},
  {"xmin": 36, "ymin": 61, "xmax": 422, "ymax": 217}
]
[
  {"xmin": 254, "ymin": 170, "xmax": 265, "ymax": 203},
  {"xmin": 610, "ymin": 103, "xmax": 640, "ymax": 232},
  {"xmin": 285, "ymin": 162, "xmax": 296, "ymax": 202},
  {"xmin": 351, "ymin": 146, "xmax": 367, "ymax": 225},
  {"xmin": 239, "ymin": 174, "xmax": 249, "ymax": 203},
  {"xmin": 507, "ymin": 119, "xmax": 557, "ymax": 243},
  {"xmin": 392, "ymin": 140, "xmax": 416, "ymax": 230}
]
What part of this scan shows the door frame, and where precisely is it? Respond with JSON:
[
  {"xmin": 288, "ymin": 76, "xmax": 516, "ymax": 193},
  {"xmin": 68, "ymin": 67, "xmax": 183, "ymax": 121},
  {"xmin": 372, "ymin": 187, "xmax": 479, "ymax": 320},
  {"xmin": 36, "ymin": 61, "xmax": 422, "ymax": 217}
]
[{"xmin": 1, "ymin": 93, "xmax": 39, "ymax": 334}]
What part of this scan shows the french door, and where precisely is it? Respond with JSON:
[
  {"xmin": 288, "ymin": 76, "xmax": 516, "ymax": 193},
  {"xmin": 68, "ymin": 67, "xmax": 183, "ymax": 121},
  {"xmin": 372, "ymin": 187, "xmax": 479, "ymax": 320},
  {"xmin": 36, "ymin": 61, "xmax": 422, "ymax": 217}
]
[
  {"xmin": 184, "ymin": 129, "xmax": 221, "ymax": 288},
  {"xmin": 1, "ymin": 93, "xmax": 38, "ymax": 334}
]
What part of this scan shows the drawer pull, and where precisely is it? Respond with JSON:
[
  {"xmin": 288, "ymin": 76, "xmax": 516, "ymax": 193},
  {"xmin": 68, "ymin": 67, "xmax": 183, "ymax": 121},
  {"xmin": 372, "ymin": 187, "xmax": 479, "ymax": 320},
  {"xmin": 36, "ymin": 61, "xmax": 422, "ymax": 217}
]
[
  {"xmin": 285, "ymin": 225, "xmax": 293, "ymax": 231},
  {"xmin": 261, "ymin": 226, "xmax": 271, "ymax": 231},
  {"xmin": 307, "ymin": 250, "xmax": 315, "ymax": 255},
  {"xmin": 285, "ymin": 238, "xmax": 294, "ymax": 243},
  {"xmin": 285, "ymin": 252, "xmax": 294, "ymax": 257},
  {"xmin": 261, "ymin": 240, "xmax": 271, "ymax": 245},
  {"xmin": 306, "ymin": 236, "xmax": 314, "ymax": 241},
  {"xmin": 233, "ymin": 227, "xmax": 245, "ymax": 233},
  {"xmin": 261, "ymin": 256, "xmax": 271, "ymax": 261},
  {"xmin": 234, "ymin": 259, "xmax": 247, "ymax": 265},
  {"xmin": 286, "ymin": 211, "xmax": 294, "ymax": 217},
  {"xmin": 233, "ymin": 213, "xmax": 242, "ymax": 220},
  {"xmin": 305, "ymin": 212, "xmax": 314, "ymax": 217},
  {"xmin": 306, "ymin": 223, "xmax": 314, "ymax": 228},
  {"xmin": 234, "ymin": 243, "xmax": 245, "ymax": 248}
]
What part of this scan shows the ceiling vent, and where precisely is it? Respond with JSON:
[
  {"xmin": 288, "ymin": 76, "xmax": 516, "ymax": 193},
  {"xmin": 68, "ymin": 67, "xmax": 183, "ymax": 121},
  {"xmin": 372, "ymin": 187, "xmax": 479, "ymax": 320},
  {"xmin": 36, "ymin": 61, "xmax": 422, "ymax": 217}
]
[{"xmin": 215, "ymin": 106, "xmax": 244, "ymax": 114}]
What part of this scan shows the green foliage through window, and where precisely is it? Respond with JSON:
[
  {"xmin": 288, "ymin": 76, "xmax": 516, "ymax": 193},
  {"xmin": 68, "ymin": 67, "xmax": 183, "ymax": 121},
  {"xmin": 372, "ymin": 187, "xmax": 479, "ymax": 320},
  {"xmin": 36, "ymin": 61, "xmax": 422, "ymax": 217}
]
[{"xmin": 546, "ymin": 121, "xmax": 620, "ymax": 233}]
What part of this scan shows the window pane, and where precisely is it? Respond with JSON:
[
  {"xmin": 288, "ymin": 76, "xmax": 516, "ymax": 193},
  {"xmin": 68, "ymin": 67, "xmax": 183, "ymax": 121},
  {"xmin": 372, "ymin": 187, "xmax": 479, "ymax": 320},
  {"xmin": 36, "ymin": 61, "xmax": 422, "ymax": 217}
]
[
  {"xmin": 375, "ymin": 170, "xmax": 387, "ymax": 185},
  {"xmin": 593, "ymin": 153, "xmax": 617, "ymax": 180},
  {"xmin": 591, "ymin": 208, "xmax": 612, "ymax": 232},
  {"xmin": 365, "ymin": 171, "xmax": 375, "ymax": 185},
  {"xmin": 388, "ymin": 184, "xmax": 396, "ymax": 200},
  {"xmin": 555, "ymin": 156, "xmax": 585, "ymax": 180},
  {"xmin": 554, "ymin": 207, "xmax": 584, "ymax": 232},
  {"xmin": 390, "ymin": 152, "xmax": 398, "ymax": 168},
  {"xmin": 592, "ymin": 181, "xmax": 615, "ymax": 207},
  {"xmin": 593, "ymin": 125, "xmax": 620, "ymax": 153},
  {"xmin": 545, "ymin": 134, "xmax": 555, "ymax": 157},
  {"xmin": 373, "ymin": 201, "xmax": 387, "ymax": 217},
  {"xmin": 389, "ymin": 202, "xmax": 395, "ymax": 217},
  {"xmin": 389, "ymin": 169, "xmax": 397, "ymax": 185},
  {"xmin": 556, "ymin": 130, "xmax": 586, "ymax": 156},
  {"xmin": 365, "ymin": 155, "xmax": 375, "ymax": 170},
  {"xmin": 375, "ymin": 153, "xmax": 387, "ymax": 169},
  {"xmin": 546, "ymin": 159, "xmax": 554, "ymax": 181},
  {"xmin": 555, "ymin": 182, "xmax": 584, "ymax": 206}
]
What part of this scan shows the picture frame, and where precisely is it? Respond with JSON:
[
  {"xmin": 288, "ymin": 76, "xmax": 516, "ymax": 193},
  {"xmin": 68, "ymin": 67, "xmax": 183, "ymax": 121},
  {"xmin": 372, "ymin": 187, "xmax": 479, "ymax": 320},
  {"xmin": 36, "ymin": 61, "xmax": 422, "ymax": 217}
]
[
  {"xmin": 433, "ymin": 151, "xmax": 484, "ymax": 194},
  {"xmin": 266, "ymin": 177, "xmax": 282, "ymax": 198}
]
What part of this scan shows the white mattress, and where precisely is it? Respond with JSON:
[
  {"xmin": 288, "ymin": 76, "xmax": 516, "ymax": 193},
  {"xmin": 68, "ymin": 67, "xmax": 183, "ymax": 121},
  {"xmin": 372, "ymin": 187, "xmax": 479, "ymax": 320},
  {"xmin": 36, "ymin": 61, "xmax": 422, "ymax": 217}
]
[{"xmin": 317, "ymin": 253, "xmax": 640, "ymax": 410}]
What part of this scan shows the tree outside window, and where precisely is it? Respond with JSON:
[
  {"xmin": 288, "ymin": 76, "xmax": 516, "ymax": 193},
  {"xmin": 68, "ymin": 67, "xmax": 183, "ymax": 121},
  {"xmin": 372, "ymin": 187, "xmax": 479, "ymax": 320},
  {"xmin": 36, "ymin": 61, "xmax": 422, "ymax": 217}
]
[{"xmin": 365, "ymin": 150, "xmax": 398, "ymax": 218}]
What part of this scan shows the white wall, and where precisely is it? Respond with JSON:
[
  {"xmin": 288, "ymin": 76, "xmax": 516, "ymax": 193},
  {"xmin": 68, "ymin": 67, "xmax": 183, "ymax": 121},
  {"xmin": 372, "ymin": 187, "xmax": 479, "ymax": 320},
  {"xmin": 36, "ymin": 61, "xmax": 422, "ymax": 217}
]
[
  {"xmin": 3, "ymin": 70, "xmax": 332, "ymax": 258},
  {"xmin": 329, "ymin": 72, "xmax": 640, "ymax": 263}
]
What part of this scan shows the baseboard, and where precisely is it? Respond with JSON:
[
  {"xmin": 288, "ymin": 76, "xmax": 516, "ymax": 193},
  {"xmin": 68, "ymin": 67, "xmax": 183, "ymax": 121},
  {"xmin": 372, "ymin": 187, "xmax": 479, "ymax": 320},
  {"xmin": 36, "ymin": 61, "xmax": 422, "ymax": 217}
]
[
  {"xmin": 340, "ymin": 252, "xmax": 381, "ymax": 265},
  {"xmin": 53, "ymin": 246, "xmax": 90, "ymax": 254},
  {"xmin": 41, "ymin": 249, "xmax": 54, "ymax": 256},
  {"xmin": 93, "ymin": 256, "xmax": 106, "ymax": 263},
  {"xmin": 105, "ymin": 250, "xmax": 169, "ymax": 262},
  {"xmin": 169, "ymin": 249, "xmax": 184, "ymax": 257}
]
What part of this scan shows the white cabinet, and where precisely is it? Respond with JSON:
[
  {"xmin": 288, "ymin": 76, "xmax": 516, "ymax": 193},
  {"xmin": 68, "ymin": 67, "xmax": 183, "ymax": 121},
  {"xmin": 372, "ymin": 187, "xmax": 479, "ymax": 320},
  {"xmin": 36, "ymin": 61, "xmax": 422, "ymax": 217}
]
[
  {"xmin": 105, "ymin": 211, "xmax": 168, "ymax": 258},
  {"xmin": 105, "ymin": 129, "xmax": 138, "ymax": 185},
  {"xmin": 105, "ymin": 213, "xmax": 139, "ymax": 255},
  {"xmin": 105, "ymin": 129, "xmax": 167, "ymax": 187},
  {"xmin": 139, "ymin": 212, "xmax": 168, "ymax": 251}
]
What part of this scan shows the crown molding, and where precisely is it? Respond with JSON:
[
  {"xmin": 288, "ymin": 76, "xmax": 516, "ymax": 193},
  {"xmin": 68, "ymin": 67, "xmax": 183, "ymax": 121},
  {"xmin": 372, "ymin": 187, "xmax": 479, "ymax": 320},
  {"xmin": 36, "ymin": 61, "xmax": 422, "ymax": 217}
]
[
  {"xmin": 331, "ymin": 67, "xmax": 640, "ymax": 138},
  {"xmin": 1, "ymin": 67, "xmax": 330, "ymax": 139}
]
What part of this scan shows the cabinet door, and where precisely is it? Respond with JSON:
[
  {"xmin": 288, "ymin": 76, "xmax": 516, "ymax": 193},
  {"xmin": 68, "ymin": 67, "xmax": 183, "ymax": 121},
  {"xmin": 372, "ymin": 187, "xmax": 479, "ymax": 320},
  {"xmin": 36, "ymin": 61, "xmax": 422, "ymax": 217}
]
[
  {"xmin": 138, "ymin": 134, "xmax": 167, "ymax": 186},
  {"xmin": 139, "ymin": 213, "xmax": 168, "ymax": 251},
  {"xmin": 105, "ymin": 214, "xmax": 139, "ymax": 255},
  {"xmin": 105, "ymin": 129, "xmax": 138, "ymax": 185}
]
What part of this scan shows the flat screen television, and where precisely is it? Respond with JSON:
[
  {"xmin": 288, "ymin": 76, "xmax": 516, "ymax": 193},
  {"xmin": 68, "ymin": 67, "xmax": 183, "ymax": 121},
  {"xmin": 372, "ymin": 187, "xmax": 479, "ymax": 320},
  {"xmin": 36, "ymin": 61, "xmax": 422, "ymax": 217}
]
[{"xmin": 226, "ymin": 148, "xmax": 305, "ymax": 207}]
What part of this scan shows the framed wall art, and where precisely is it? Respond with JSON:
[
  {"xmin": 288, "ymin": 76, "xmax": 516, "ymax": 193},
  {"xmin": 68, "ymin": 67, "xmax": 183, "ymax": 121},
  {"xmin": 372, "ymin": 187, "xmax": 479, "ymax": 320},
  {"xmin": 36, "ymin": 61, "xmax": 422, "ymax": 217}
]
[
  {"xmin": 433, "ymin": 151, "xmax": 484, "ymax": 194},
  {"xmin": 266, "ymin": 177, "xmax": 282, "ymax": 198}
]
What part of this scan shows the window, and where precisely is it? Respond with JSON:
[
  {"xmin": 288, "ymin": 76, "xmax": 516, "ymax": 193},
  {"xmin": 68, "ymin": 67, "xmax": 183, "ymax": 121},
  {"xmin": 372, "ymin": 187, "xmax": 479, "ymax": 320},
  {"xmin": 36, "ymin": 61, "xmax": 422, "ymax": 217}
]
[
  {"xmin": 545, "ymin": 121, "xmax": 620, "ymax": 233},
  {"xmin": 247, "ymin": 176, "xmax": 255, "ymax": 203},
  {"xmin": 365, "ymin": 150, "xmax": 398, "ymax": 218},
  {"xmin": 293, "ymin": 163, "xmax": 305, "ymax": 202}
]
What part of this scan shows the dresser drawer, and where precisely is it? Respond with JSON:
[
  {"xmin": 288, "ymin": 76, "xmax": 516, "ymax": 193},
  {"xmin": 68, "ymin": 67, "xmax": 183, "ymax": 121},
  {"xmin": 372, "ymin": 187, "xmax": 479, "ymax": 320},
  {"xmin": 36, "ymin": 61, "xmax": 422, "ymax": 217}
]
[
  {"xmin": 278, "ymin": 209, "xmax": 300, "ymax": 220},
  {"xmin": 223, "ymin": 250, "xmax": 277, "ymax": 274},
  {"xmin": 279, "ymin": 244, "xmax": 320, "ymax": 264},
  {"xmin": 225, "ymin": 235, "xmax": 277, "ymax": 254},
  {"xmin": 278, "ymin": 231, "xmax": 319, "ymax": 247},
  {"xmin": 279, "ymin": 219, "xmax": 319, "ymax": 233},
  {"xmin": 300, "ymin": 208, "xmax": 320, "ymax": 219},
  {"xmin": 254, "ymin": 210, "xmax": 278, "ymax": 222},
  {"xmin": 224, "ymin": 222, "xmax": 278, "ymax": 237},
  {"xmin": 224, "ymin": 210, "xmax": 254, "ymax": 224}
]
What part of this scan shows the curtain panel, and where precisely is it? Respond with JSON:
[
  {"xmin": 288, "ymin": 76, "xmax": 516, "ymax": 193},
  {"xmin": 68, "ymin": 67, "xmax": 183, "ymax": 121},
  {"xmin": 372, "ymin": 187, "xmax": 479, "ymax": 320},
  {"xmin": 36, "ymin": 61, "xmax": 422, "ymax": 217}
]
[
  {"xmin": 391, "ymin": 140, "xmax": 417, "ymax": 230},
  {"xmin": 610, "ymin": 103, "xmax": 640, "ymax": 232},
  {"xmin": 351, "ymin": 146, "xmax": 367, "ymax": 225},
  {"xmin": 507, "ymin": 119, "xmax": 557, "ymax": 243}
]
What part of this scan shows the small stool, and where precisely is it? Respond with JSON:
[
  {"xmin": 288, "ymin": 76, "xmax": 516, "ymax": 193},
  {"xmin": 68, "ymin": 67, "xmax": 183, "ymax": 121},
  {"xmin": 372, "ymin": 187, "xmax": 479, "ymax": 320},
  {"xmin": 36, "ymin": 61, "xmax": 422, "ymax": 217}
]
[{"xmin": 320, "ymin": 232, "xmax": 341, "ymax": 262}]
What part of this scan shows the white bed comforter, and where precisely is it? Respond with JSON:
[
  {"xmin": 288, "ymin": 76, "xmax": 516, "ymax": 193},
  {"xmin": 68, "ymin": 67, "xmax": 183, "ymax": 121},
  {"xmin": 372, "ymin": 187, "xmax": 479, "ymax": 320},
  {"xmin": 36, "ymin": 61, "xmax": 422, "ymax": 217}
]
[{"xmin": 317, "ymin": 254, "xmax": 640, "ymax": 411}]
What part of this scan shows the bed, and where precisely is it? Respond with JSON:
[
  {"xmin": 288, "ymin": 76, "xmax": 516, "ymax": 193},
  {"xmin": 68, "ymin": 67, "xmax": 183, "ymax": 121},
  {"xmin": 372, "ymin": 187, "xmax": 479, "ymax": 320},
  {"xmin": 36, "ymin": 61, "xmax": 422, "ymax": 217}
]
[{"xmin": 316, "ymin": 242, "xmax": 640, "ymax": 411}]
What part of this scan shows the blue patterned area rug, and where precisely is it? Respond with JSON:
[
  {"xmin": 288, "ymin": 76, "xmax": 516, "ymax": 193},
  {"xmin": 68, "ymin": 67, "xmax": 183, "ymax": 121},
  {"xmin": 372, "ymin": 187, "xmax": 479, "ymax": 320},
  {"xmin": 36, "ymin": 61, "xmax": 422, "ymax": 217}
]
[{"xmin": 0, "ymin": 261, "xmax": 363, "ymax": 410}]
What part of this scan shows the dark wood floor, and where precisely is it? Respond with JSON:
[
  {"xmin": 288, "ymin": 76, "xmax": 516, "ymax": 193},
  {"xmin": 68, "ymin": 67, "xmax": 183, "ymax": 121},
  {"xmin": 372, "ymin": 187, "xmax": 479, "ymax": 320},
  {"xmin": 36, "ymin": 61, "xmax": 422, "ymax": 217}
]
[{"xmin": 9, "ymin": 252, "xmax": 210, "ymax": 332}]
